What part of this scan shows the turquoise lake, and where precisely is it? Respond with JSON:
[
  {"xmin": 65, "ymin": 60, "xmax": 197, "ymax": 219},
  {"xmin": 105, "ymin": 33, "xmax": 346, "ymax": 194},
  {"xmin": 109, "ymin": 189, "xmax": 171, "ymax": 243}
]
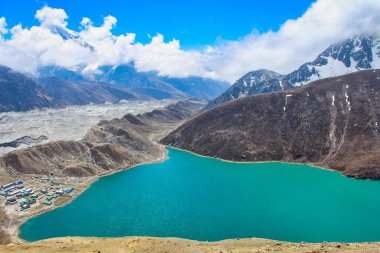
[{"xmin": 20, "ymin": 148, "xmax": 380, "ymax": 242}]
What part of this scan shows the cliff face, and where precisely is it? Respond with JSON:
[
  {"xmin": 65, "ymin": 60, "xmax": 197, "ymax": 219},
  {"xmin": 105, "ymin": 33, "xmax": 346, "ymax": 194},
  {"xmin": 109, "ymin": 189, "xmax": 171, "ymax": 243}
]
[
  {"xmin": 162, "ymin": 70, "xmax": 380, "ymax": 180},
  {"xmin": 0, "ymin": 99, "xmax": 206, "ymax": 177}
]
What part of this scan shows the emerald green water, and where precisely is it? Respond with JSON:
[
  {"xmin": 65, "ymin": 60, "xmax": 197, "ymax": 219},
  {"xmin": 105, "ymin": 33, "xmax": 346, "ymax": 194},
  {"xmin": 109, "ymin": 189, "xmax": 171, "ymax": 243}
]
[{"xmin": 20, "ymin": 148, "xmax": 380, "ymax": 242}]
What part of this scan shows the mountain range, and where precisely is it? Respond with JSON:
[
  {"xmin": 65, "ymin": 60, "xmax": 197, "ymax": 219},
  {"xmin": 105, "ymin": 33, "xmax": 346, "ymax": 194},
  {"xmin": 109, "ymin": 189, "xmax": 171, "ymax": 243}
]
[
  {"xmin": 205, "ymin": 35, "xmax": 380, "ymax": 109},
  {"xmin": 0, "ymin": 64, "xmax": 229, "ymax": 112}
]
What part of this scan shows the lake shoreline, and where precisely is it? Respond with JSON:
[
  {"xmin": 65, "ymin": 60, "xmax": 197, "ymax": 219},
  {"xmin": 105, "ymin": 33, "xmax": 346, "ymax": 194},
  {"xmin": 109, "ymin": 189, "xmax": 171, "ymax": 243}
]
[
  {"xmin": 12, "ymin": 145, "xmax": 169, "ymax": 244},
  {"xmin": 167, "ymin": 146, "xmax": 342, "ymax": 176}
]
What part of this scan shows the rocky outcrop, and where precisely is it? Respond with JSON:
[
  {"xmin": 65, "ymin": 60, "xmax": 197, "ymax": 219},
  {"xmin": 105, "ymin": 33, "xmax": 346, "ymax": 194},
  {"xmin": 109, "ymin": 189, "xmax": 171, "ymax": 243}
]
[
  {"xmin": 0, "ymin": 99, "xmax": 206, "ymax": 177},
  {"xmin": 163, "ymin": 70, "xmax": 380, "ymax": 180},
  {"xmin": 0, "ymin": 136, "xmax": 48, "ymax": 148}
]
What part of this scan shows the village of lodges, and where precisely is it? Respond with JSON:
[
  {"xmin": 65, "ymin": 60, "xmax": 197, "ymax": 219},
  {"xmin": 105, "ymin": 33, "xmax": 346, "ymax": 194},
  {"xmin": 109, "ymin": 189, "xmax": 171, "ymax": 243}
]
[{"xmin": 0, "ymin": 178, "xmax": 75, "ymax": 211}]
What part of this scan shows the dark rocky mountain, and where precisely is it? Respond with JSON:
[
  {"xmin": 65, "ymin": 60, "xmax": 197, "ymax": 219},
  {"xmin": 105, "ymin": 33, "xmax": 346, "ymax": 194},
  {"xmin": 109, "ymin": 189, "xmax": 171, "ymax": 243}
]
[
  {"xmin": 163, "ymin": 70, "xmax": 380, "ymax": 180},
  {"xmin": 37, "ymin": 66, "xmax": 90, "ymax": 82},
  {"xmin": 96, "ymin": 65, "xmax": 188, "ymax": 99},
  {"xmin": 0, "ymin": 63, "xmax": 224, "ymax": 112},
  {"xmin": 206, "ymin": 36, "xmax": 380, "ymax": 109},
  {"xmin": 36, "ymin": 77, "xmax": 138, "ymax": 106},
  {"xmin": 37, "ymin": 64, "xmax": 229, "ymax": 101},
  {"xmin": 96, "ymin": 64, "xmax": 229, "ymax": 100},
  {"xmin": 0, "ymin": 65, "xmax": 140, "ymax": 113},
  {"xmin": 0, "ymin": 66, "xmax": 53, "ymax": 112},
  {"xmin": 160, "ymin": 76, "xmax": 230, "ymax": 100},
  {"xmin": 0, "ymin": 99, "xmax": 206, "ymax": 177}
]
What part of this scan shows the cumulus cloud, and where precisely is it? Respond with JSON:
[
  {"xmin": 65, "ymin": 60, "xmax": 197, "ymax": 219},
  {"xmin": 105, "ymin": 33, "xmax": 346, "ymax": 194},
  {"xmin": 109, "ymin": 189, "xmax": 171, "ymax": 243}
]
[
  {"xmin": 35, "ymin": 6, "xmax": 68, "ymax": 27},
  {"xmin": 0, "ymin": 0, "xmax": 379, "ymax": 82}
]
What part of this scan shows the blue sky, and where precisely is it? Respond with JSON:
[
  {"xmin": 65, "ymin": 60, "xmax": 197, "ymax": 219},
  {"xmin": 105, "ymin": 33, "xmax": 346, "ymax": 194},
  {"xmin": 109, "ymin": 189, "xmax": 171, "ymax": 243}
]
[
  {"xmin": 0, "ymin": 0, "xmax": 377, "ymax": 81},
  {"xmin": 0, "ymin": 0, "xmax": 315, "ymax": 48}
]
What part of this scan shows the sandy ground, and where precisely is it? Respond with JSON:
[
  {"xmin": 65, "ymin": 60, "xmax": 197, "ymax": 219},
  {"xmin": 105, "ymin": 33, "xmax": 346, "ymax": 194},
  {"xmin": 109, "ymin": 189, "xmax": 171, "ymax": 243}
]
[{"xmin": 2, "ymin": 236, "xmax": 380, "ymax": 253}]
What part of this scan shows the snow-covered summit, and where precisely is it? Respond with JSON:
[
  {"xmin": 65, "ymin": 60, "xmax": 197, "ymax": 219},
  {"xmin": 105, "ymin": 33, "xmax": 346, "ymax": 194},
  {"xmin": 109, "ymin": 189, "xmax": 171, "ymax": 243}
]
[{"xmin": 286, "ymin": 36, "xmax": 380, "ymax": 86}]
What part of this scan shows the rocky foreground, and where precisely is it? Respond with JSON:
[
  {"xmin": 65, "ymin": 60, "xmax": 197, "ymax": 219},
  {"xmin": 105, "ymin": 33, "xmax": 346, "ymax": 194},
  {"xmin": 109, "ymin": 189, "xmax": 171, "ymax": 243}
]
[
  {"xmin": 1, "ymin": 236, "xmax": 380, "ymax": 253},
  {"xmin": 163, "ymin": 70, "xmax": 380, "ymax": 180}
]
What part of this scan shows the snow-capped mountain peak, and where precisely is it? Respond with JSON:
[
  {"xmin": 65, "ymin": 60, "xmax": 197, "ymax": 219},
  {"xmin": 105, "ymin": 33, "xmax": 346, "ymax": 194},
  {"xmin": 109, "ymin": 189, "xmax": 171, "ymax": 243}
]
[
  {"xmin": 206, "ymin": 35, "xmax": 380, "ymax": 109},
  {"xmin": 287, "ymin": 35, "xmax": 380, "ymax": 86},
  {"xmin": 204, "ymin": 69, "xmax": 286, "ymax": 110},
  {"xmin": 47, "ymin": 25, "xmax": 94, "ymax": 51}
]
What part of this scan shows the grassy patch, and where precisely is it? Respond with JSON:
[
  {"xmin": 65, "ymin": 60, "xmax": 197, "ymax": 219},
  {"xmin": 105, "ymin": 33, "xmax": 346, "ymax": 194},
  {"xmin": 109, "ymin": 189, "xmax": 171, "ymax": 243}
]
[{"xmin": 54, "ymin": 196, "xmax": 71, "ymax": 206}]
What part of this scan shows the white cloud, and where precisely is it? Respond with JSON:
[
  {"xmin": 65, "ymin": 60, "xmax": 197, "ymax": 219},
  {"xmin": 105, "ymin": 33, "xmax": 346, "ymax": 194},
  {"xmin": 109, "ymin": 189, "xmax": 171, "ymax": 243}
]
[
  {"xmin": 80, "ymin": 17, "xmax": 92, "ymax": 28},
  {"xmin": 35, "ymin": 6, "xmax": 68, "ymax": 27},
  {"xmin": 0, "ymin": 23, "xmax": 92, "ymax": 73},
  {"xmin": 0, "ymin": 0, "xmax": 380, "ymax": 82},
  {"xmin": 0, "ymin": 17, "xmax": 7, "ymax": 39}
]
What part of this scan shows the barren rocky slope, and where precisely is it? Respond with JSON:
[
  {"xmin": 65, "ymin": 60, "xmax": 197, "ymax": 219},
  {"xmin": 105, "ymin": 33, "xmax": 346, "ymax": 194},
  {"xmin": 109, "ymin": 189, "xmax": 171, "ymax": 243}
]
[
  {"xmin": 163, "ymin": 70, "xmax": 380, "ymax": 179},
  {"xmin": 0, "ymin": 99, "xmax": 205, "ymax": 178}
]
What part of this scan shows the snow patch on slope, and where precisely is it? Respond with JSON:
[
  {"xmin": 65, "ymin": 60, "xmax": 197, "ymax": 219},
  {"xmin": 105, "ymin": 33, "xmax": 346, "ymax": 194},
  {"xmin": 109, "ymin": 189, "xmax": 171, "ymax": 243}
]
[{"xmin": 371, "ymin": 39, "xmax": 380, "ymax": 69}]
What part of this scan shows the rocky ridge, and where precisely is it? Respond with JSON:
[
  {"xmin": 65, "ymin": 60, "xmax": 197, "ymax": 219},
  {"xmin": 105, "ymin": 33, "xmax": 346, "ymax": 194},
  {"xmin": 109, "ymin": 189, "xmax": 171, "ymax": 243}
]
[{"xmin": 0, "ymin": 136, "xmax": 48, "ymax": 148}]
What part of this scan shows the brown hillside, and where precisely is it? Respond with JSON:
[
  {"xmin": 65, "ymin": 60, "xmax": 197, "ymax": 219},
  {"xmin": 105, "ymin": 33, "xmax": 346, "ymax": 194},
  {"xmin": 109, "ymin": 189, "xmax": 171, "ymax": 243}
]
[{"xmin": 163, "ymin": 70, "xmax": 380, "ymax": 179}]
